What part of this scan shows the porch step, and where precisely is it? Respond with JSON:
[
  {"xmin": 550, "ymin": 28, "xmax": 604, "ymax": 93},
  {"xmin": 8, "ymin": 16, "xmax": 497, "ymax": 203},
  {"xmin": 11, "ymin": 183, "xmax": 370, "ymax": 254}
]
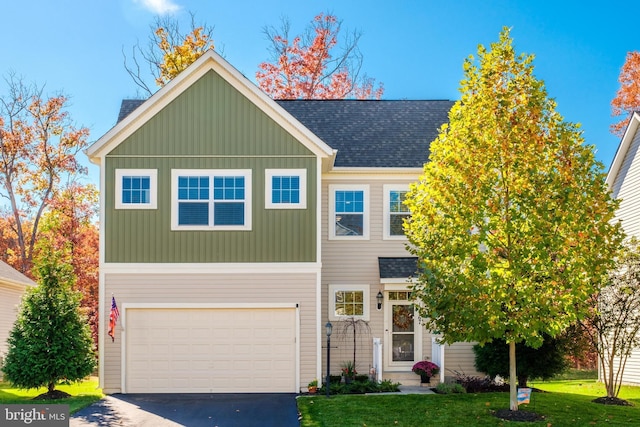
[{"xmin": 383, "ymin": 371, "xmax": 439, "ymax": 387}]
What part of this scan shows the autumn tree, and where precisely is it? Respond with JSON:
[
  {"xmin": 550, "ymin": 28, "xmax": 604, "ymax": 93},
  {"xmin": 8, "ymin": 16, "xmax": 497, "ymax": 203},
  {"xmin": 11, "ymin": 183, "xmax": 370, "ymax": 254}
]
[
  {"xmin": 579, "ymin": 239, "xmax": 640, "ymax": 402},
  {"xmin": 38, "ymin": 183, "xmax": 99, "ymax": 345},
  {"xmin": 1, "ymin": 239, "xmax": 96, "ymax": 397},
  {"xmin": 124, "ymin": 12, "xmax": 214, "ymax": 95},
  {"xmin": 256, "ymin": 13, "xmax": 383, "ymax": 100},
  {"xmin": 0, "ymin": 74, "xmax": 90, "ymax": 274},
  {"xmin": 404, "ymin": 28, "xmax": 623, "ymax": 413},
  {"xmin": 611, "ymin": 52, "xmax": 640, "ymax": 136}
]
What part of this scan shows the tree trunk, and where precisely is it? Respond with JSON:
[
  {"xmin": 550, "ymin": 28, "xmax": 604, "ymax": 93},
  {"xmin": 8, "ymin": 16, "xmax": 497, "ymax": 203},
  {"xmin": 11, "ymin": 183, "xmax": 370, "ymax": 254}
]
[
  {"xmin": 606, "ymin": 352, "xmax": 616, "ymax": 397},
  {"xmin": 353, "ymin": 326, "xmax": 356, "ymax": 371},
  {"xmin": 48, "ymin": 381, "xmax": 55, "ymax": 394},
  {"xmin": 509, "ymin": 341, "xmax": 518, "ymax": 411}
]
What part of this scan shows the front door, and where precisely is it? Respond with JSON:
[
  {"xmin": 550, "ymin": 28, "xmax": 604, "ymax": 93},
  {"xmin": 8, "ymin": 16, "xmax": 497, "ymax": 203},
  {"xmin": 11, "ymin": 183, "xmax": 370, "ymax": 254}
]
[{"xmin": 384, "ymin": 291, "xmax": 422, "ymax": 370}]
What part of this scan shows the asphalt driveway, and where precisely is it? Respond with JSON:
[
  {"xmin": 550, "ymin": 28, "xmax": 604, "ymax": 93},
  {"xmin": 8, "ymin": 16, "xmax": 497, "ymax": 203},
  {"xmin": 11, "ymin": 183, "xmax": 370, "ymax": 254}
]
[{"xmin": 70, "ymin": 393, "xmax": 300, "ymax": 427}]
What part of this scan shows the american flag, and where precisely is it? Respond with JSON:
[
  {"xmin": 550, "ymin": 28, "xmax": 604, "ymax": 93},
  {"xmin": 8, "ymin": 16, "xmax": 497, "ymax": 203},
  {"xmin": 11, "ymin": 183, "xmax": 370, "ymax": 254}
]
[{"xmin": 108, "ymin": 296, "xmax": 120, "ymax": 342}]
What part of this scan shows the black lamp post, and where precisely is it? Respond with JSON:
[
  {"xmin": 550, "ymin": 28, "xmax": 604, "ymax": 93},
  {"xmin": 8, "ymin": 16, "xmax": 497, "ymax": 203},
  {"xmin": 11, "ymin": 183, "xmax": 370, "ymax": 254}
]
[{"xmin": 325, "ymin": 321, "xmax": 333, "ymax": 398}]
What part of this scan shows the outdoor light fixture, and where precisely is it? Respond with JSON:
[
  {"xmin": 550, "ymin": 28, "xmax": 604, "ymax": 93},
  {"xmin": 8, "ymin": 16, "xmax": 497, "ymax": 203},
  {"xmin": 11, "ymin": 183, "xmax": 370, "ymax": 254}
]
[
  {"xmin": 376, "ymin": 291, "xmax": 384, "ymax": 310},
  {"xmin": 326, "ymin": 321, "xmax": 333, "ymax": 398}
]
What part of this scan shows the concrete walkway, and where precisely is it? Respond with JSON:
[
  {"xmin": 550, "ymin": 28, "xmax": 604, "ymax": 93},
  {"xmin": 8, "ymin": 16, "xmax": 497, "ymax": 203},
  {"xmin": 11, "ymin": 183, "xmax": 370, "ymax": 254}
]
[{"xmin": 397, "ymin": 385, "xmax": 436, "ymax": 394}]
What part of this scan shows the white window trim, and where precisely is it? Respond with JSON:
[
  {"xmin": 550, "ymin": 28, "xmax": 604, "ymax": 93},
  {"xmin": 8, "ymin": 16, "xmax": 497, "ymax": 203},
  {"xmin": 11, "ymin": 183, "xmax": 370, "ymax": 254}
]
[
  {"xmin": 383, "ymin": 184, "xmax": 410, "ymax": 240},
  {"xmin": 115, "ymin": 169, "xmax": 157, "ymax": 210},
  {"xmin": 171, "ymin": 169, "xmax": 252, "ymax": 231},
  {"xmin": 265, "ymin": 169, "xmax": 307, "ymax": 209},
  {"xmin": 328, "ymin": 284, "xmax": 370, "ymax": 321},
  {"xmin": 328, "ymin": 184, "xmax": 370, "ymax": 240}
]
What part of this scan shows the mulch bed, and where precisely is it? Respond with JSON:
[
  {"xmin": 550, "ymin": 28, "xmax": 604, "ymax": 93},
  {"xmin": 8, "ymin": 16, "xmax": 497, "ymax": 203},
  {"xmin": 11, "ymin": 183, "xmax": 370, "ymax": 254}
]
[
  {"xmin": 494, "ymin": 409, "xmax": 545, "ymax": 422},
  {"xmin": 592, "ymin": 396, "xmax": 633, "ymax": 406},
  {"xmin": 33, "ymin": 390, "xmax": 71, "ymax": 400}
]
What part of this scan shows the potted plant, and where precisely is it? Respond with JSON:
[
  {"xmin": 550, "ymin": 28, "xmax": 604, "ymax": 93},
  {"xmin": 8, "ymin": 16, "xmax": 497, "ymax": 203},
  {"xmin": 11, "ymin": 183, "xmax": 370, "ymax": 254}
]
[
  {"xmin": 412, "ymin": 360, "xmax": 440, "ymax": 384},
  {"xmin": 341, "ymin": 360, "xmax": 357, "ymax": 384},
  {"xmin": 308, "ymin": 379, "xmax": 318, "ymax": 394}
]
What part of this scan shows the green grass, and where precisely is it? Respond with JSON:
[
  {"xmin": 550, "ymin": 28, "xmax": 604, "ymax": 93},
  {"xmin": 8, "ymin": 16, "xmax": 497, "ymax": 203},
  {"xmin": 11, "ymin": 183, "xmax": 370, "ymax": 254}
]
[
  {"xmin": 298, "ymin": 380, "xmax": 640, "ymax": 426},
  {"xmin": 551, "ymin": 368, "xmax": 598, "ymax": 381},
  {"xmin": 0, "ymin": 377, "xmax": 103, "ymax": 414}
]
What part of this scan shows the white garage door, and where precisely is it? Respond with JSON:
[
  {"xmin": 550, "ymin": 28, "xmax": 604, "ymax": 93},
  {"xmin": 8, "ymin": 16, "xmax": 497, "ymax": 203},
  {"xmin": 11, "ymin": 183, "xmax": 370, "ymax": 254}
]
[{"xmin": 125, "ymin": 307, "xmax": 297, "ymax": 393}]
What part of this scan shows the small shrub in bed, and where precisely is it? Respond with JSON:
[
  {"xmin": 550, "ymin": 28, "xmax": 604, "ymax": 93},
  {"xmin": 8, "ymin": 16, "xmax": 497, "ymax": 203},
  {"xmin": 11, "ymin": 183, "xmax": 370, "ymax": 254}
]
[
  {"xmin": 435, "ymin": 382, "xmax": 466, "ymax": 394},
  {"xmin": 453, "ymin": 371, "xmax": 510, "ymax": 393}
]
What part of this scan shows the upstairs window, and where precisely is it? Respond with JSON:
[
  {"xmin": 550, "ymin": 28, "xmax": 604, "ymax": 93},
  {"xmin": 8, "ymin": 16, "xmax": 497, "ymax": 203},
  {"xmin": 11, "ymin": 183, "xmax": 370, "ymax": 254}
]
[
  {"xmin": 329, "ymin": 185, "xmax": 369, "ymax": 239},
  {"xmin": 115, "ymin": 169, "xmax": 157, "ymax": 209},
  {"xmin": 171, "ymin": 169, "xmax": 251, "ymax": 230},
  {"xmin": 265, "ymin": 169, "xmax": 307, "ymax": 209},
  {"xmin": 384, "ymin": 185, "xmax": 410, "ymax": 239}
]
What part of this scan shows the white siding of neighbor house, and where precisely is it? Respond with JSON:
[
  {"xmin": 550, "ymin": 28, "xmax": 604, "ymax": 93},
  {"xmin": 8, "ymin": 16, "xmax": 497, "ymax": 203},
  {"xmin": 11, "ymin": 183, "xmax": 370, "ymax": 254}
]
[
  {"xmin": 102, "ymin": 270, "xmax": 318, "ymax": 393},
  {"xmin": 611, "ymin": 126, "xmax": 640, "ymax": 237},
  {"xmin": 609, "ymin": 125, "xmax": 640, "ymax": 386},
  {"xmin": 0, "ymin": 284, "xmax": 26, "ymax": 360},
  {"xmin": 320, "ymin": 174, "xmax": 482, "ymax": 379}
]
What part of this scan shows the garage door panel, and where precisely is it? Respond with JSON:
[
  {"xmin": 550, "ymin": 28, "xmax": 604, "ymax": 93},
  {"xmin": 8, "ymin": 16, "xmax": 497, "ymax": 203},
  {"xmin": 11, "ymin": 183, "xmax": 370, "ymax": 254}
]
[{"xmin": 126, "ymin": 308, "xmax": 296, "ymax": 393}]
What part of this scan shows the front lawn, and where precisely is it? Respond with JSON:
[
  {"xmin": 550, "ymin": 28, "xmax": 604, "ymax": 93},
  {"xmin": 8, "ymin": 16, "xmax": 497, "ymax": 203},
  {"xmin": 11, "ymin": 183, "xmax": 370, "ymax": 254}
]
[
  {"xmin": 0, "ymin": 377, "xmax": 103, "ymax": 414},
  {"xmin": 298, "ymin": 380, "xmax": 640, "ymax": 426}
]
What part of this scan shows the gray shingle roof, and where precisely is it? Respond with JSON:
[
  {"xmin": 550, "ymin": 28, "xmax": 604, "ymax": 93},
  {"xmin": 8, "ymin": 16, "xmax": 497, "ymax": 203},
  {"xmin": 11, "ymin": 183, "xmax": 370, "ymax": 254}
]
[
  {"xmin": 117, "ymin": 99, "xmax": 146, "ymax": 123},
  {"xmin": 116, "ymin": 99, "xmax": 453, "ymax": 168},
  {"xmin": 378, "ymin": 257, "xmax": 419, "ymax": 279},
  {"xmin": 277, "ymin": 100, "xmax": 453, "ymax": 168}
]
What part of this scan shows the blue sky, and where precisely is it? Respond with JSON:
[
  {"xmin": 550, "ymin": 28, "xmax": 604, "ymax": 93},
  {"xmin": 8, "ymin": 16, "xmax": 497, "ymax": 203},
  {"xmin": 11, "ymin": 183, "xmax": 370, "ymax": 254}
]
[{"xmin": 1, "ymin": 1, "xmax": 633, "ymax": 184}]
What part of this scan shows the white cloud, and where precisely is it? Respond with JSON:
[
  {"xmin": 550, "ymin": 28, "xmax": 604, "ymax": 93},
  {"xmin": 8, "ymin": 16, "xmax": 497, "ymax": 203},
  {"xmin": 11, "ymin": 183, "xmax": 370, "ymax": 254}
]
[{"xmin": 135, "ymin": 0, "xmax": 181, "ymax": 15}]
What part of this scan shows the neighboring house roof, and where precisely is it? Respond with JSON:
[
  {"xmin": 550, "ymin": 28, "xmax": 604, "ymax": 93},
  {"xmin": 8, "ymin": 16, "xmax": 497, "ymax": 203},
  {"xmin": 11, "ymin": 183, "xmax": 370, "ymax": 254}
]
[
  {"xmin": 378, "ymin": 257, "xmax": 419, "ymax": 279},
  {"xmin": 607, "ymin": 111, "xmax": 640, "ymax": 190},
  {"xmin": 115, "ymin": 99, "xmax": 452, "ymax": 169},
  {"xmin": 0, "ymin": 260, "xmax": 36, "ymax": 289},
  {"xmin": 117, "ymin": 99, "xmax": 144, "ymax": 123},
  {"xmin": 277, "ymin": 100, "xmax": 453, "ymax": 168}
]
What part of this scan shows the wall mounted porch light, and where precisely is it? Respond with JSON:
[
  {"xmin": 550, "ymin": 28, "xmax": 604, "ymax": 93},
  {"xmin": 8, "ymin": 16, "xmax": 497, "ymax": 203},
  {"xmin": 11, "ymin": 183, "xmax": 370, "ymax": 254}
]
[{"xmin": 376, "ymin": 291, "xmax": 384, "ymax": 310}]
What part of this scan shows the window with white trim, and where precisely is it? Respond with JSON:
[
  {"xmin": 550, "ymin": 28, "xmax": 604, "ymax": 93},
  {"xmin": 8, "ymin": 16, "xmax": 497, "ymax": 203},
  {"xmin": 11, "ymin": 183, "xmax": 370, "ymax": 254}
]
[
  {"xmin": 384, "ymin": 185, "xmax": 410, "ymax": 239},
  {"xmin": 115, "ymin": 169, "xmax": 157, "ymax": 209},
  {"xmin": 329, "ymin": 284, "xmax": 370, "ymax": 321},
  {"xmin": 265, "ymin": 169, "xmax": 307, "ymax": 209},
  {"xmin": 329, "ymin": 185, "xmax": 369, "ymax": 239},
  {"xmin": 171, "ymin": 169, "xmax": 252, "ymax": 230}
]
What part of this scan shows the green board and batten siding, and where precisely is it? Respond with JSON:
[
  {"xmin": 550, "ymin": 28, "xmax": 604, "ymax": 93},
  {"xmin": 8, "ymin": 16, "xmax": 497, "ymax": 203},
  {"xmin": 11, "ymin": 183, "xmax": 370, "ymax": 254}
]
[{"xmin": 104, "ymin": 70, "xmax": 317, "ymax": 263}]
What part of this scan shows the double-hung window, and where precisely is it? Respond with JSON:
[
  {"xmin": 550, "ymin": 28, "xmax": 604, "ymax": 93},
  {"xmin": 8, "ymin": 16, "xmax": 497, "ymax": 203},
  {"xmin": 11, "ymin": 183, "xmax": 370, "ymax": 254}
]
[
  {"xmin": 171, "ymin": 169, "xmax": 252, "ymax": 230},
  {"xmin": 384, "ymin": 185, "xmax": 410, "ymax": 239},
  {"xmin": 115, "ymin": 169, "xmax": 157, "ymax": 209},
  {"xmin": 329, "ymin": 184, "xmax": 369, "ymax": 239},
  {"xmin": 265, "ymin": 169, "xmax": 307, "ymax": 209}
]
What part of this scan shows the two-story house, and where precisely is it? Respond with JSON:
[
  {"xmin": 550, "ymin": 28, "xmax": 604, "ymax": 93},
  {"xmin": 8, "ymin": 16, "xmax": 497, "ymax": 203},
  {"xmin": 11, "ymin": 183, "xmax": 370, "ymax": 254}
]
[{"xmin": 86, "ymin": 49, "xmax": 479, "ymax": 394}]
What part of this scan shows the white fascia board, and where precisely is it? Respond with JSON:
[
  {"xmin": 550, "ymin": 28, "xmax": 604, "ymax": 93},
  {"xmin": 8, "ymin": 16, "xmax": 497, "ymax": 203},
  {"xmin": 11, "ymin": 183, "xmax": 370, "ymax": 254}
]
[
  {"xmin": 101, "ymin": 262, "xmax": 322, "ymax": 275},
  {"xmin": 0, "ymin": 278, "xmax": 36, "ymax": 291},
  {"xmin": 606, "ymin": 112, "xmax": 640, "ymax": 189},
  {"xmin": 324, "ymin": 168, "xmax": 422, "ymax": 181},
  {"xmin": 381, "ymin": 280, "xmax": 417, "ymax": 287}
]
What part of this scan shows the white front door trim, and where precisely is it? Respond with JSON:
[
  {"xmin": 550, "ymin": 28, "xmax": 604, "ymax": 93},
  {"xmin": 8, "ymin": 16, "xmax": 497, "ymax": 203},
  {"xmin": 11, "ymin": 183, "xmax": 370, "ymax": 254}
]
[{"xmin": 382, "ymin": 286, "xmax": 422, "ymax": 372}]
